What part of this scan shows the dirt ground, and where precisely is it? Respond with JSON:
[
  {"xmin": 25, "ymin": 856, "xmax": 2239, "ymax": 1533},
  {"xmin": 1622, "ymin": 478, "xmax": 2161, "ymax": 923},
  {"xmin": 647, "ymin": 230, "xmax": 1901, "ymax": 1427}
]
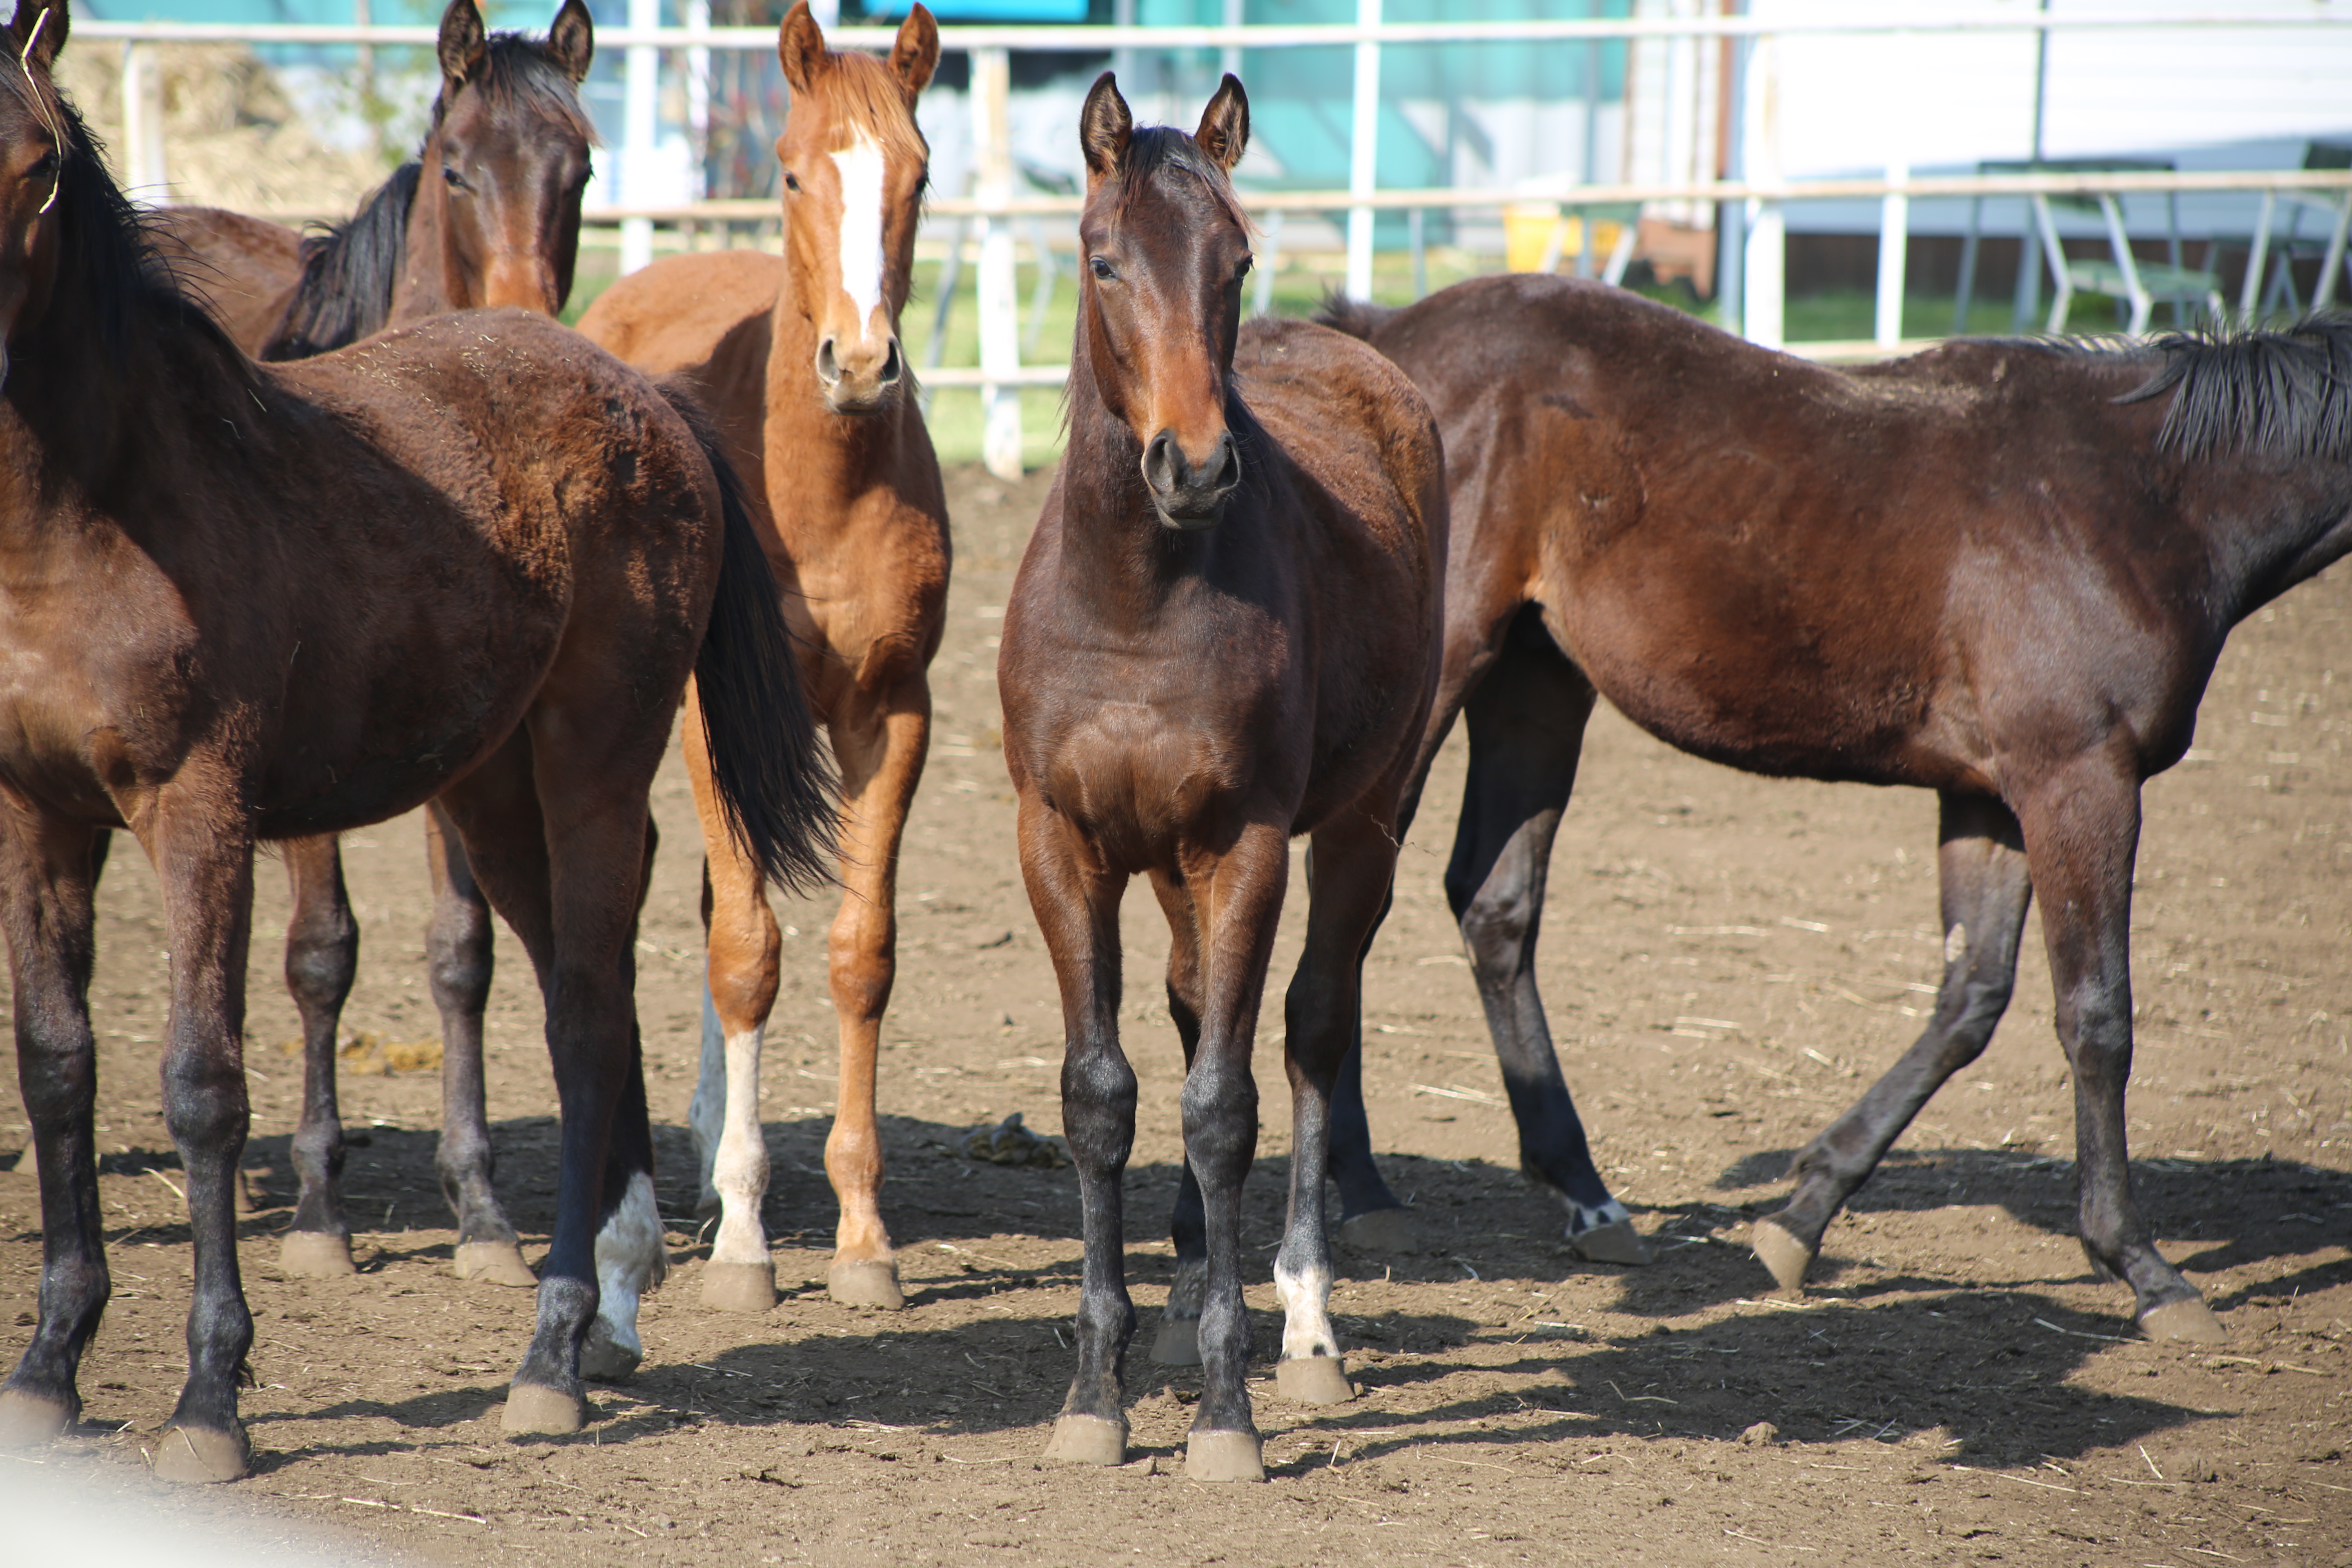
[{"xmin": 3, "ymin": 462, "xmax": 2348, "ymax": 1567}]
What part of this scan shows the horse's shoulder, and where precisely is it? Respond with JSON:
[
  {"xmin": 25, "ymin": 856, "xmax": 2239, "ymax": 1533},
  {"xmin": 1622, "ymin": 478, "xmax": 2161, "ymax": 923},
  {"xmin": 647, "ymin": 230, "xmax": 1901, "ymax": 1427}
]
[{"xmin": 576, "ymin": 250, "xmax": 780, "ymax": 372}]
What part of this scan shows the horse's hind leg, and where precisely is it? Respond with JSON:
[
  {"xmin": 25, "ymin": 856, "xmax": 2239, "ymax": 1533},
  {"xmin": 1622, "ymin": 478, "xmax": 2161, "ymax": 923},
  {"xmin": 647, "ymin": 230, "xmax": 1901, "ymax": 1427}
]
[
  {"xmin": 817, "ymin": 680, "xmax": 931, "ymax": 1309},
  {"xmin": 1273, "ymin": 806, "xmax": 1402, "ymax": 1408},
  {"xmin": 278, "ymin": 835, "xmax": 359, "ymax": 1278},
  {"xmin": 426, "ymin": 804, "xmax": 535, "ymax": 1289},
  {"xmin": 1755, "ymin": 793, "xmax": 2032, "ymax": 1291},
  {"xmin": 2016, "ymin": 768, "xmax": 2222, "ymax": 1341},
  {"xmin": 1436, "ymin": 616, "xmax": 1642, "ymax": 1261},
  {"xmin": 682, "ymin": 693, "xmax": 783, "ymax": 1314},
  {"xmin": 581, "ymin": 822, "xmax": 668, "ymax": 1382},
  {"xmin": 146, "ymin": 798, "xmax": 261, "ymax": 1483},
  {"xmin": 0, "ymin": 815, "xmax": 105, "ymax": 1449},
  {"xmin": 1146, "ymin": 868, "xmax": 1207, "ymax": 1367}
]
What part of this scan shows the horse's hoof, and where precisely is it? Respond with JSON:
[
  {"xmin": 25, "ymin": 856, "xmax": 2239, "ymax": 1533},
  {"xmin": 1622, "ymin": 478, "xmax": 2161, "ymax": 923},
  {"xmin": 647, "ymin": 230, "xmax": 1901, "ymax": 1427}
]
[
  {"xmin": 1569, "ymin": 1218, "xmax": 1655, "ymax": 1266},
  {"xmin": 701, "ymin": 1260, "xmax": 778, "ymax": 1314},
  {"xmin": 1275, "ymin": 1355, "xmax": 1355, "ymax": 1405},
  {"xmin": 501, "ymin": 1383, "xmax": 585, "ymax": 1435},
  {"xmin": 1040, "ymin": 1414, "xmax": 1127, "ymax": 1467},
  {"xmin": 1336, "ymin": 1207, "xmax": 1417, "ymax": 1253},
  {"xmin": 453, "ymin": 1241, "xmax": 537, "ymax": 1289},
  {"xmin": 278, "ymin": 1231, "xmax": 355, "ymax": 1278},
  {"xmin": 2140, "ymin": 1298, "xmax": 2226, "ymax": 1343},
  {"xmin": 150, "ymin": 1423, "xmax": 250, "ymax": 1484},
  {"xmin": 1151, "ymin": 1315, "xmax": 1201, "ymax": 1367},
  {"xmin": 1751, "ymin": 1218, "xmax": 1813, "ymax": 1291},
  {"xmin": 1184, "ymin": 1430, "xmax": 1265, "ymax": 1483},
  {"xmin": 580, "ymin": 1325, "xmax": 642, "ymax": 1384},
  {"xmin": 827, "ymin": 1258, "xmax": 905, "ymax": 1310},
  {"xmin": 0, "ymin": 1389, "xmax": 71, "ymax": 1447}
]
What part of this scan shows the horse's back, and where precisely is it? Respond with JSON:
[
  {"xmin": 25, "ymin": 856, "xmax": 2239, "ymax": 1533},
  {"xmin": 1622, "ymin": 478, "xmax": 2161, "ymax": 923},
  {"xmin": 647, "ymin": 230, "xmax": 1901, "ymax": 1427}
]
[{"xmin": 150, "ymin": 206, "xmax": 302, "ymax": 355}]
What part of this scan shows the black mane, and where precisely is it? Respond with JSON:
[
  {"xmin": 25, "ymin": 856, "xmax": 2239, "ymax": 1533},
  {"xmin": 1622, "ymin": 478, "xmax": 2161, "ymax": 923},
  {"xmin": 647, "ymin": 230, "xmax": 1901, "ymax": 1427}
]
[
  {"xmin": 2116, "ymin": 314, "xmax": 2352, "ymax": 460},
  {"xmin": 262, "ymin": 34, "xmax": 593, "ymax": 362}
]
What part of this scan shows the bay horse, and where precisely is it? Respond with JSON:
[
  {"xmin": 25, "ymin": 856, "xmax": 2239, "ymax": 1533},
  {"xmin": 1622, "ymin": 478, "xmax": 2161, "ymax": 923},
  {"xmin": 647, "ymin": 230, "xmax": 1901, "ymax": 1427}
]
[
  {"xmin": 1320, "ymin": 272, "xmax": 2352, "ymax": 1342},
  {"xmin": 0, "ymin": 0, "xmax": 831, "ymax": 1481},
  {"xmin": 576, "ymin": 1, "xmax": 946, "ymax": 1313},
  {"xmin": 129, "ymin": 0, "xmax": 603, "ymax": 1303},
  {"xmin": 1000, "ymin": 75, "xmax": 1445, "ymax": 1480}
]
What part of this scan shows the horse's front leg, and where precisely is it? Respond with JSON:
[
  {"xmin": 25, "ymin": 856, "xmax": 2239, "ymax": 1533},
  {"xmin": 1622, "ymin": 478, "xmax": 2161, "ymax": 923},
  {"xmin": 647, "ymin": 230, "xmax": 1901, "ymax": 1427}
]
[
  {"xmin": 1145, "ymin": 869, "xmax": 1207, "ymax": 1368},
  {"xmin": 1178, "ymin": 819, "xmax": 1289, "ymax": 1483},
  {"xmin": 2019, "ymin": 767, "xmax": 2224, "ymax": 1342},
  {"xmin": 279, "ymin": 833, "xmax": 359, "ymax": 1278},
  {"xmin": 0, "ymin": 813, "xmax": 106, "ymax": 1450},
  {"xmin": 425, "ymin": 803, "xmax": 535, "ymax": 1288},
  {"xmin": 1022, "ymin": 795, "xmax": 1136, "ymax": 1469},
  {"xmin": 820, "ymin": 678, "xmax": 931, "ymax": 1309},
  {"xmin": 148, "ymin": 798, "xmax": 261, "ymax": 1483}
]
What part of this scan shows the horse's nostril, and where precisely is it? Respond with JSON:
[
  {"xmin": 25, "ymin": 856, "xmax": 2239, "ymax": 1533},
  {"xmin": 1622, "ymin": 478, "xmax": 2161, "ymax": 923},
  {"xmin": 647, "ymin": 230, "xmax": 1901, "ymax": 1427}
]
[
  {"xmin": 1143, "ymin": 430, "xmax": 1180, "ymax": 495},
  {"xmin": 1209, "ymin": 434, "xmax": 1241, "ymax": 492},
  {"xmin": 879, "ymin": 338, "xmax": 903, "ymax": 385},
  {"xmin": 815, "ymin": 338, "xmax": 842, "ymax": 386}
]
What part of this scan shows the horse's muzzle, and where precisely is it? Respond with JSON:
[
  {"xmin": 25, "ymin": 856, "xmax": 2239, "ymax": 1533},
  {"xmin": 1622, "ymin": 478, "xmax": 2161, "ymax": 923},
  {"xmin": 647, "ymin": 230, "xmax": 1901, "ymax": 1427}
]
[
  {"xmin": 1143, "ymin": 427, "xmax": 1241, "ymax": 530},
  {"xmin": 817, "ymin": 333, "xmax": 904, "ymax": 414}
]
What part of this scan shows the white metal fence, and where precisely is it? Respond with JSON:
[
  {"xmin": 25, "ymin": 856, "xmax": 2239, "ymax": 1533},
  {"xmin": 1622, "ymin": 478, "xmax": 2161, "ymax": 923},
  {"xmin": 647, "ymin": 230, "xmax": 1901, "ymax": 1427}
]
[{"xmin": 78, "ymin": 8, "xmax": 2352, "ymax": 478}]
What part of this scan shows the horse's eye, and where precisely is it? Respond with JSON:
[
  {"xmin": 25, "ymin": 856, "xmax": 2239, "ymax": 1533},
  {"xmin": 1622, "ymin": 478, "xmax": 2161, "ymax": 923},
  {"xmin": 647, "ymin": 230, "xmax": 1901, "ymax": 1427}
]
[
  {"xmin": 1236, "ymin": 255, "xmax": 1253, "ymax": 281},
  {"xmin": 1089, "ymin": 256, "xmax": 1115, "ymax": 281},
  {"xmin": 442, "ymin": 165, "xmax": 466, "ymax": 191},
  {"xmin": 27, "ymin": 151, "xmax": 55, "ymax": 179},
  {"xmin": 784, "ymin": 171, "xmax": 801, "ymax": 193}
]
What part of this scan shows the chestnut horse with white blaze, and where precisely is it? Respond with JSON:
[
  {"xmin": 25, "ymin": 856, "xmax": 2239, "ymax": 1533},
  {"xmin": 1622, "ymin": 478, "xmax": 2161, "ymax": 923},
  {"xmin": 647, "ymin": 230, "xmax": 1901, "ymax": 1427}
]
[
  {"xmin": 0, "ymin": 0, "xmax": 831, "ymax": 1481},
  {"xmin": 1320, "ymin": 274, "xmax": 2352, "ymax": 1341},
  {"xmin": 577, "ymin": 2, "xmax": 946, "ymax": 1312},
  {"xmin": 1000, "ymin": 75, "xmax": 1445, "ymax": 1481}
]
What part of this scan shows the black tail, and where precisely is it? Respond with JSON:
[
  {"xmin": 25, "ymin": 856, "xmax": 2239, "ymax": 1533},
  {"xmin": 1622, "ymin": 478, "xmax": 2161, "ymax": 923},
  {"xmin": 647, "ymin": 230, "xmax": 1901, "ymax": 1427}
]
[
  {"xmin": 658, "ymin": 383, "xmax": 839, "ymax": 894},
  {"xmin": 1313, "ymin": 291, "xmax": 1398, "ymax": 343}
]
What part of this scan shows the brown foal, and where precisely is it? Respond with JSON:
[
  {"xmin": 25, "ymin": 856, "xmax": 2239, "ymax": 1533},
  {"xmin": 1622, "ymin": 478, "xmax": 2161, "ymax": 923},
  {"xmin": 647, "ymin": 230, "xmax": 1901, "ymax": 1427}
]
[
  {"xmin": 0, "ymin": 0, "xmax": 829, "ymax": 1481},
  {"xmin": 577, "ymin": 2, "xmax": 947, "ymax": 1312},
  {"xmin": 1000, "ymin": 75, "xmax": 1445, "ymax": 1480},
  {"xmin": 1323, "ymin": 274, "xmax": 2352, "ymax": 1341}
]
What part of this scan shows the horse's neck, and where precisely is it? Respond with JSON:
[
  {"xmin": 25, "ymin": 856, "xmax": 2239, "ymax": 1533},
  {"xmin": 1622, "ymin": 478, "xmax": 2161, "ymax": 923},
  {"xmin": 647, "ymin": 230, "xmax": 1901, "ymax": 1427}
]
[
  {"xmin": 758, "ymin": 263, "xmax": 913, "ymax": 525},
  {"xmin": 387, "ymin": 131, "xmax": 454, "ymax": 324},
  {"xmin": 2200, "ymin": 452, "xmax": 2352, "ymax": 616}
]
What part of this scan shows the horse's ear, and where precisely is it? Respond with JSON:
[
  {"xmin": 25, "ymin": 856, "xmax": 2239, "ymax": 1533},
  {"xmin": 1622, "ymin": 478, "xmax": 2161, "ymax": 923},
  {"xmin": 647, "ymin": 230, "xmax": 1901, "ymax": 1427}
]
[
  {"xmin": 778, "ymin": 0, "xmax": 828, "ymax": 95},
  {"xmin": 547, "ymin": 0, "xmax": 594, "ymax": 83},
  {"xmin": 1193, "ymin": 74, "xmax": 1248, "ymax": 172},
  {"xmin": 7, "ymin": 0, "xmax": 66, "ymax": 74},
  {"xmin": 437, "ymin": 0, "xmax": 488, "ymax": 85},
  {"xmin": 1080, "ymin": 72, "xmax": 1131, "ymax": 181},
  {"xmin": 889, "ymin": 3, "xmax": 938, "ymax": 101}
]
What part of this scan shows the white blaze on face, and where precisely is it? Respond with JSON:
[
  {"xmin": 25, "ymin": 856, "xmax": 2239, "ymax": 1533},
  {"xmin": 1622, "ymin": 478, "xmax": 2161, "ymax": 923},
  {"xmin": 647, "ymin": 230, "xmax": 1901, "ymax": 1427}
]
[{"xmin": 829, "ymin": 131, "xmax": 887, "ymax": 341}]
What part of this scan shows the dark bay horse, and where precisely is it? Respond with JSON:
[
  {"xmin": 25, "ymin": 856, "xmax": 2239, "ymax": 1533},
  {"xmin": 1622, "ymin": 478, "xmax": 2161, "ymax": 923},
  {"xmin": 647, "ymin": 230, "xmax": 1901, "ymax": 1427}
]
[
  {"xmin": 158, "ymin": 0, "xmax": 595, "ymax": 359},
  {"xmin": 136, "ymin": 0, "xmax": 605, "ymax": 1310},
  {"xmin": 1000, "ymin": 75, "xmax": 1445, "ymax": 1480},
  {"xmin": 578, "ymin": 2, "xmax": 948, "ymax": 1314},
  {"xmin": 0, "ymin": 0, "xmax": 830, "ymax": 1480},
  {"xmin": 1320, "ymin": 273, "xmax": 2352, "ymax": 1342}
]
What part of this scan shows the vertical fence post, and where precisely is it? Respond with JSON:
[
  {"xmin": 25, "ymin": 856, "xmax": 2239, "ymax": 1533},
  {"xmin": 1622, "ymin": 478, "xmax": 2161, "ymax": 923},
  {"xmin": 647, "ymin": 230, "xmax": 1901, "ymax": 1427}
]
[
  {"xmin": 1345, "ymin": 0, "xmax": 1380, "ymax": 301},
  {"xmin": 121, "ymin": 40, "xmax": 167, "ymax": 202},
  {"xmin": 621, "ymin": 0, "xmax": 660, "ymax": 275},
  {"xmin": 1739, "ymin": 28, "xmax": 1782, "ymax": 349},
  {"xmin": 974, "ymin": 46, "xmax": 1024, "ymax": 481},
  {"xmin": 1875, "ymin": 158, "xmax": 1908, "ymax": 348},
  {"xmin": 1221, "ymin": 0, "xmax": 1243, "ymax": 84}
]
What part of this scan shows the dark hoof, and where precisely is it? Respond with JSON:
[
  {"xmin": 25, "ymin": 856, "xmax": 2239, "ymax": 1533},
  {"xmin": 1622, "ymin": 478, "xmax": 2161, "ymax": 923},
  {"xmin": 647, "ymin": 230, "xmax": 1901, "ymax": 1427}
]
[
  {"xmin": 1151, "ymin": 1314, "xmax": 1200, "ymax": 1367},
  {"xmin": 1569, "ymin": 1218, "xmax": 1655, "ymax": 1266},
  {"xmin": 701, "ymin": 1260, "xmax": 778, "ymax": 1313},
  {"xmin": 1336, "ymin": 1207, "xmax": 1417, "ymax": 1253},
  {"xmin": 580, "ymin": 1323, "xmax": 642, "ymax": 1383},
  {"xmin": 1040, "ymin": 1414, "xmax": 1127, "ymax": 1467},
  {"xmin": 278, "ymin": 1230, "xmax": 356, "ymax": 1278},
  {"xmin": 1751, "ymin": 1218, "xmax": 1813, "ymax": 1291},
  {"xmin": 1184, "ymin": 1429, "xmax": 1264, "ymax": 1482},
  {"xmin": 1275, "ymin": 1355, "xmax": 1354, "ymax": 1405},
  {"xmin": 827, "ymin": 1258, "xmax": 905, "ymax": 1310},
  {"xmin": 501, "ymin": 1382, "xmax": 585, "ymax": 1434},
  {"xmin": 151, "ymin": 1422, "xmax": 250, "ymax": 1484},
  {"xmin": 2140, "ymin": 1298, "xmax": 2226, "ymax": 1343},
  {"xmin": 453, "ymin": 1241, "xmax": 537, "ymax": 1288},
  {"xmin": 0, "ymin": 1389, "xmax": 71, "ymax": 1447}
]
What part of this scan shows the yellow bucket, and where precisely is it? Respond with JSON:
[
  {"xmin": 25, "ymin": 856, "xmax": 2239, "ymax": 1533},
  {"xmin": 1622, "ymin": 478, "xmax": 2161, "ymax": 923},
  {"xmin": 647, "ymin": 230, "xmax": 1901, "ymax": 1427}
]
[{"xmin": 1503, "ymin": 202, "xmax": 1562, "ymax": 272}]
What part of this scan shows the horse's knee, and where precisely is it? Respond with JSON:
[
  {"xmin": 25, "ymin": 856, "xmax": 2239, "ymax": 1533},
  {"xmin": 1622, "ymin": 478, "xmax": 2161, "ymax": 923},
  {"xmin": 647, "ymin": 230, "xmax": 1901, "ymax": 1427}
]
[
  {"xmin": 1454, "ymin": 879, "xmax": 1537, "ymax": 977},
  {"xmin": 285, "ymin": 905, "xmax": 358, "ymax": 1014}
]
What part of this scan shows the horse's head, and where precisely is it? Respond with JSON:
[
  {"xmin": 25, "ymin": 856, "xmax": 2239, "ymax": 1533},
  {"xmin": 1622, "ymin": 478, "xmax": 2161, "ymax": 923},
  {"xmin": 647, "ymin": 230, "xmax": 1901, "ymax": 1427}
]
[
  {"xmin": 0, "ymin": 0, "xmax": 67, "ymax": 385},
  {"xmin": 424, "ymin": 0, "xmax": 595, "ymax": 316},
  {"xmin": 1076, "ymin": 73, "xmax": 1252, "ymax": 530},
  {"xmin": 775, "ymin": 0, "xmax": 935, "ymax": 415}
]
